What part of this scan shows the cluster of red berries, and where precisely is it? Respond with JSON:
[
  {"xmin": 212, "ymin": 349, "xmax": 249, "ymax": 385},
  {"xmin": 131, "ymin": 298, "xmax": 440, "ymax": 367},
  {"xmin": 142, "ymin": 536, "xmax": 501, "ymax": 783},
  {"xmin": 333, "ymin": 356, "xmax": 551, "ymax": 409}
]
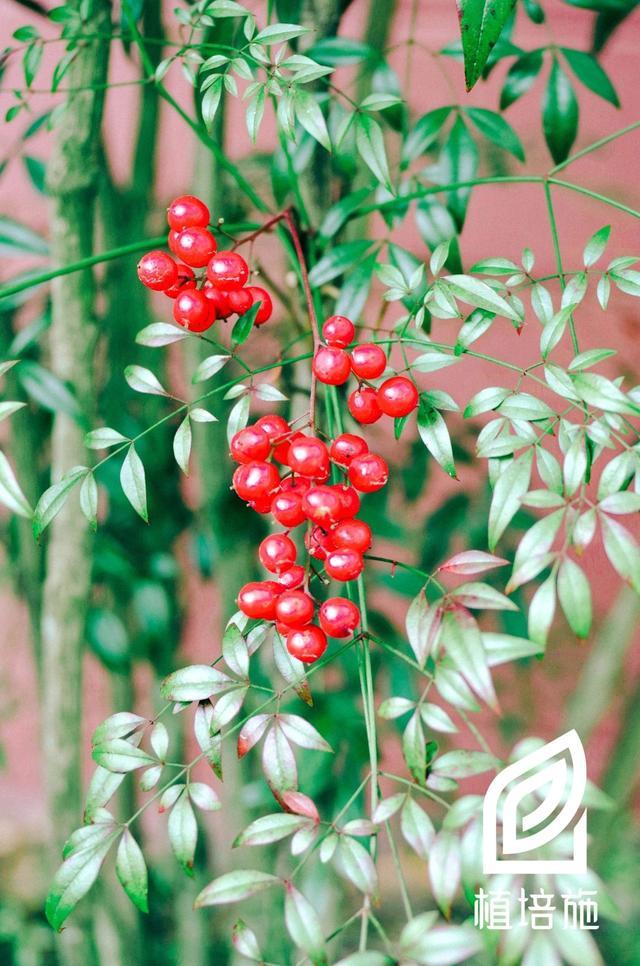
[
  {"xmin": 311, "ymin": 315, "xmax": 419, "ymax": 424},
  {"xmin": 136, "ymin": 195, "xmax": 272, "ymax": 333},
  {"xmin": 231, "ymin": 413, "xmax": 389, "ymax": 663}
]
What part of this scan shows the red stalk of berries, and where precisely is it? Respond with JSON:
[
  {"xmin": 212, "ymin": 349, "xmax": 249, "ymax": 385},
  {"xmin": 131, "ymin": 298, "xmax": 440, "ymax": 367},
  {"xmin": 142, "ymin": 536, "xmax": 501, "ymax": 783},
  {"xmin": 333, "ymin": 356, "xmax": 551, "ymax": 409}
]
[{"xmin": 137, "ymin": 194, "xmax": 274, "ymax": 333}]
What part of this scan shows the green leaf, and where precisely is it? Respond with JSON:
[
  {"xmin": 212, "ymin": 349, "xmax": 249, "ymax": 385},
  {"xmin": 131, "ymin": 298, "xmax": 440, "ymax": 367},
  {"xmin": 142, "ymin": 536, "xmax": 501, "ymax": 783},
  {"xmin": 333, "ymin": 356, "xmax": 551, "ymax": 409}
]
[
  {"xmin": 231, "ymin": 301, "xmax": 260, "ymax": 346},
  {"xmin": 308, "ymin": 241, "xmax": 373, "ymax": 287},
  {"xmin": 318, "ymin": 187, "xmax": 371, "ymax": 239},
  {"xmin": 488, "ymin": 451, "xmax": 533, "ymax": 549},
  {"xmin": 120, "ymin": 445, "xmax": 148, "ymax": 522},
  {"xmin": 293, "ymin": 88, "xmax": 331, "ymax": 151},
  {"xmin": 79, "ymin": 472, "xmax": 98, "ymax": 530},
  {"xmin": 136, "ymin": 322, "xmax": 188, "ymax": 347},
  {"xmin": 262, "ymin": 725, "xmax": 297, "ymax": 794},
  {"xmin": 279, "ymin": 714, "xmax": 332, "ymax": 752},
  {"xmin": 500, "ymin": 49, "xmax": 544, "ymax": 110},
  {"xmin": 334, "ymin": 836, "xmax": 377, "ymax": 895},
  {"xmin": 543, "ymin": 58, "xmax": 579, "ymax": 164},
  {"xmin": 465, "ymin": 107, "xmax": 525, "ymax": 161},
  {"xmin": 441, "ymin": 609, "xmax": 496, "ymax": 709},
  {"xmin": 458, "ymin": 0, "xmax": 517, "ymax": 90},
  {"xmin": 232, "ymin": 919, "xmax": 262, "ymax": 960},
  {"xmin": 85, "ymin": 427, "xmax": 129, "ymax": 449},
  {"xmin": 572, "ymin": 371, "xmax": 639, "ymax": 415},
  {"xmin": 306, "ymin": 38, "xmax": 372, "ymax": 66},
  {"xmin": 449, "ymin": 581, "xmax": 518, "ymax": 611},
  {"xmin": 464, "ymin": 385, "xmax": 510, "ymax": 417},
  {"xmin": 284, "ymin": 883, "xmax": 327, "ymax": 962},
  {"xmin": 435, "ymin": 116, "xmax": 478, "ymax": 229},
  {"xmin": 168, "ymin": 791, "xmax": 198, "ymax": 875},
  {"xmin": 0, "ymin": 451, "xmax": 32, "ymax": 517},
  {"xmin": 116, "ymin": 830, "xmax": 148, "ymax": 913},
  {"xmin": 582, "ymin": 225, "xmax": 611, "ymax": 267},
  {"xmin": 196, "ymin": 869, "xmax": 280, "ymax": 906},
  {"xmin": 528, "ymin": 572, "xmax": 557, "ymax": 646},
  {"xmin": 173, "ymin": 416, "xmax": 192, "ymax": 475},
  {"xmin": 443, "ymin": 274, "xmax": 520, "ymax": 321},
  {"xmin": 601, "ymin": 515, "xmax": 640, "ymax": 594},
  {"xmin": 483, "ymin": 632, "xmax": 544, "ymax": 665},
  {"xmin": 92, "ymin": 739, "xmax": 155, "ymax": 773},
  {"xmin": 18, "ymin": 360, "xmax": 82, "ymax": 421},
  {"xmin": 557, "ymin": 557, "xmax": 592, "ymax": 638},
  {"xmin": 428, "ymin": 831, "xmax": 461, "ymax": 916},
  {"xmin": 161, "ymin": 664, "xmax": 233, "ymax": 702},
  {"xmin": 84, "ymin": 767, "xmax": 126, "ymax": 822},
  {"xmin": 401, "ymin": 107, "xmax": 451, "ymax": 164},
  {"xmin": 561, "ymin": 47, "xmax": 619, "ymax": 106},
  {"xmin": 498, "ymin": 392, "xmax": 555, "ymax": 421},
  {"xmin": 403, "ymin": 711, "xmax": 427, "ymax": 785},
  {"xmin": 234, "ymin": 813, "xmax": 308, "ymax": 847},
  {"xmin": 433, "ymin": 749, "xmax": 498, "ymax": 778},
  {"xmin": 46, "ymin": 833, "xmax": 115, "ymax": 930},
  {"xmin": 0, "ymin": 216, "xmax": 48, "ymax": 256},
  {"xmin": 124, "ymin": 365, "xmax": 167, "ymax": 396},
  {"xmin": 354, "ymin": 113, "xmax": 392, "ymax": 191},
  {"xmin": 255, "ymin": 22, "xmax": 309, "ymax": 44},
  {"xmin": 400, "ymin": 796, "xmax": 435, "ymax": 860},
  {"xmin": 417, "ymin": 405, "xmax": 457, "ymax": 478},
  {"xmin": 33, "ymin": 466, "xmax": 87, "ymax": 539}
]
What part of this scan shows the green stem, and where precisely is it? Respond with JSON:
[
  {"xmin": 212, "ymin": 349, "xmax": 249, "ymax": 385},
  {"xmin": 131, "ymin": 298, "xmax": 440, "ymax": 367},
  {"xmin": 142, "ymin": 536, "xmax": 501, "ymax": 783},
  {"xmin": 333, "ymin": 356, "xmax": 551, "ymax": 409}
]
[
  {"xmin": 543, "ymin": 181, "xmax": 579, "ymax": 354},
  {"xmin": 548, "ymin": 120, "xmax": 640, "ymax": 174}
]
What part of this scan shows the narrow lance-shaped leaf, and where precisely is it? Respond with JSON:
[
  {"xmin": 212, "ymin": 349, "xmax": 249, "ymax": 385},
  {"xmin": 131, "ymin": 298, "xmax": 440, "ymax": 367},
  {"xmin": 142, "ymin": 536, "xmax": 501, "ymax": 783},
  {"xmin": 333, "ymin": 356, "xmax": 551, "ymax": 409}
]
[
  {"xmin": 355, "ymin": 113, "xmax": 392, "ymax": 191},
  {"xmin": 45, "ymin": 831, "xmax": 116, "ymax": 930},
  {"xmin": 284, "ymin": 883, "xmax": 327, "ymax": 963},
  {"xmin": 168, "ymin": 790, "xmax": 198, "ymax": 876},
  {"xmin": 458, "ymin": 0, "xmax": 517, "ymax": 90},
  {"xmin": 115, "ymin": 830, "xmax": 149, "ymax": 913},
  {"xmin": 195, "ymin": 870, "xmax": 280, "ymax": 907},
  {"xmin": 33, "ymin": 465, "xmax": 87, "ymax": 539},
  {"xmin": 417, "ymin": 405, "xmax": 456, "ymax": 479},
  {"xmin": 120, "ymin": 444, "xmax": 148, "ymax": 522},
  {"xmin": 543, "ymin": 58, "xmax": 579, "ymax": 164},
  {"xmin": 0, "ymin": 451, "xmax": 32, "ymax": 517}
]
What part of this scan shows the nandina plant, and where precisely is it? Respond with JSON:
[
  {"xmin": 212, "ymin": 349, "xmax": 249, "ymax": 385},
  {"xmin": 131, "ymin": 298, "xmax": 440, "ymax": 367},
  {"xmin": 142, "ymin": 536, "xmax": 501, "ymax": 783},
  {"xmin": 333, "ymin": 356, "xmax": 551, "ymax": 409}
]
[{"xmin": 1, "ymin": 0, "xmax": 639, "ymax": 963}]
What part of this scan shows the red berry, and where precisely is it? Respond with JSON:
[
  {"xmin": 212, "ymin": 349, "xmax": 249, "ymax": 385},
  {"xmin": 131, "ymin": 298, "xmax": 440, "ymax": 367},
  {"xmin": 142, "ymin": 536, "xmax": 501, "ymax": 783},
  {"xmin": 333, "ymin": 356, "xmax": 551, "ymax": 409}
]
[
  {"xmin": 247, "ymin": 286, "xmax": 273, "ymax": 325},
  {"xmin": 237, "ymin": 581, "xmax": 281, "ymax": 620},
  {"xmin": 248, "ymin": 493, "xmax": 273, "ymax": 514},
  {"xmin": 330, "ymin": 433, "xmax": 368, "ymax": 466},
  {"xmin": 164, "ymin": 264, "xmax": 196, "ymax": 299},
  {"xmin": 302, "ymin": 486, "xmax": 343, "ymax": 527},
  {"xmin": 278, "ymin": 565, "xmax": 306, "ymax": 591},
  {"xmin": 168, "ymin": 229, "xmax": 181, "ymax": 255},
  {"xmin": 137, "ymin": 250, "xmax": 179, "ymax": 291},
  {"xmin": 280, "ymin": 476, "xmax": 310, "ymax": 494},
  {"xmin": 255, "ymin": 414, "xmax": 290, "ymax": 444},
  {"xmin": 286, "ymin": 625, "xmax": 327, "ymax": 663},
  {"xmin": 312, "ymin": 346, "xmax": 352, "ymax": 386},
  {"xmin": 226, "ymin": 288, "xmax": 253, "ymax": 316},
  {"xmin": 350, "ymin": 344, "xmax": 387, "ymax": 380},
  {"xmin": 206, "ymin": 250, "xmax": 249, "ymax": 290},
  {"xmin": 332, "ymin": 518, "xmax": 372, "ymax": 553},
  {"xmin": 288, "ymin": 436, "xmax": 330, "ymax": 480},
  {"xmin": 319, "ymin": 597, "xmax": 360, "ymax": 638},
  {"xmin": 275, "ymin": 620, "xmax": 292, "ymax": 637},
  {"xmin": 173, "ymin": 289, "xmax": 214, "ymax": 332},
  {"xmin": 273, "ymin": 431, "xmax": 304, "ymax": 465},
  {"xmin": 348, "ymin": 387, "xmax": 382, "ymax": 425},
  {"xmin": 174, "ymin": 227, "xmax": 217, "ymax": 267},
  {"xmin": 259, "ymin": 533, "xmax": 297, "ymax": 574},
  {"xmin": 276, "ymin": 590, "xmax": 315, "ymax": 627},
  {"xmin": 204, "ymin": 285, "xmax": 233, "ymax": 319},
  {"xmin": 230, "ymin": 425, "xmax": 271, "ymax": 464},
  {"xmin": 348, "ymin": 453, "xmax": 389, "ymax": 493},
  {"xmin": 333, "ymin": 484, "xmax": 360, "ymax": 519},
  {"xmin": 272, "ymin": 489, "xmax": 306, "ymax": 528},
  {"xmin": 232, "ymin": 461, "xmax": 280, "ymax": 502},
  {"xmin": 377, "ymin": 376, "xmax": 419, "ymax": 417},
  {"xmin": 167, "ymin": 195, "xmax": 210, "ymax": 231},
  {"xmin": 322, "ymin": 315, "xmax": 355, "ymax": 348},
  {"xmin": 325, "ymin": 549, "xmax": 364, "ymax": 582},
  {"xmin": 305, "ymin": 526, "xmax": 334, "ymax": 560}
]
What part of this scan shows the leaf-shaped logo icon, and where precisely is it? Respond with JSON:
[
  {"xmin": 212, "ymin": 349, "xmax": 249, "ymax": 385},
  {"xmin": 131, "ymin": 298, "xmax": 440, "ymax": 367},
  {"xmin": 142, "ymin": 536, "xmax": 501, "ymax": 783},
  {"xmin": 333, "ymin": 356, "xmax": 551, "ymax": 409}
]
[{"xmin": 483, "ymin": 730, "xmax": 588, "ymax": 873}]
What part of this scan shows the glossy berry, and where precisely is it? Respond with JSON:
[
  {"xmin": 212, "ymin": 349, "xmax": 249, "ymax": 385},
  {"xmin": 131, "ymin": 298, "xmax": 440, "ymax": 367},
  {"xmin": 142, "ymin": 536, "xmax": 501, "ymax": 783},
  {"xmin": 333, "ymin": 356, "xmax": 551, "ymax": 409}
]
[
  {"xmin": 204, "ymin": 285, "xmax": 233, "ymax": 319},
  {"xmin": 207, "ymin": 250, "xmax": 249, "ymax": 290},
  {"xmin": 173, "ymin": 289, "xmax": 214, "ymax": 332},
  {"xmin": 333, "ymin": 484, "xmax": 360, "ymax": 519},
  {"xmin": 348, "ymin": 453, "xmax": 389, "ymax": 493},
  {"xmin": 248, "ymin": 493, "xmax": 273, "ymax": 514},
  {"xmin": 258, "ymin": 533, "xmax": 297, "ymax": 574},
  {"xmin": 137, "ymin": 251, "xmax": 179, "ymax": 291},
  {"xmin": 330, "ymin": 433, "xmax": 368, "ymax": 466},
  {"xmin": 271, "ymin": 489, "xmax": 306, "ymax": 528},
  {"xmin": 174, "ymin": 227, "xmax": 217, "ymax": 267},
  {"xmin": 325, "ymin": 548, "xmax": 364, "ymax": 582},
  {"xmin": 237, "ymin": 581, "xmax": 281, "ymax": 621},
  {"xmin": 286, "ymin": 625, "xmax": 327, "ymax": 663},
  {"xmin": 230, "ymin": 425, "xmax": 271, "ymax": 464},
  {"xmin": 226, "ymin": 288, "xmax": 253, "ymax": 316},
  {"xmin": 256, "ymin": 414, "xmax": 290, "ymax": 445},
  {"xmin": 350, "ymin": 343, "xmax": 387, "ymax": 380},
  {"xmin": 277, "ymin": 565, "xmax": 306, "ymax": 591},
  {"xmin": 302, "ymin": 486, "xmax": 343, "ymax": 527},
  {"xmin": 332, "ymin": 518, "xmax": 372, "ymax": 554},
  {"xmin": 348, "ymin": 387, "xmax": 382, "ymax": 425},
  {"xmin": 164, "ymin": 264, "xmax": 196, "ymax": 299},
  {"xmin": 167, "ymin": 195, "xmax": 210, "ymax": 231},
  {"xmin": 167, "ymin": 229, "xmax": 181, "ymax": 255},
  {"xmin": 305, "ymin": 526, "xmax": 333, "ymax": 560},
  {"xmin": 288, "ymin": 436, "xmax": 330, "ymax": 480},
  {"xmin": 312, "ymin": 346, "xmax": 351, "ymax": 386},
  {"xmin": 276, "ymin": 590, "xmax": 315, "ymax": 627},
  {"xmin": 322, "ymin": 315, "xmax": 355, "ymax": 348},
  {"xmin": 232, "ymin": 461, "xmax": 280, "ymax": 502},
  {"xmin": 377, "ymin": 376, "xmax": 419, "ymax": 417},
  {"xmin": 247, "ymin": 286, "xmax": 273, "ymax": 325},
  {"xmin": 319, "ymin": 597, "xmax": 360, "ymax": 638},
  {"xmin": 273, "ymin": 431, "xmax": 304, "ymax": 465}
]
